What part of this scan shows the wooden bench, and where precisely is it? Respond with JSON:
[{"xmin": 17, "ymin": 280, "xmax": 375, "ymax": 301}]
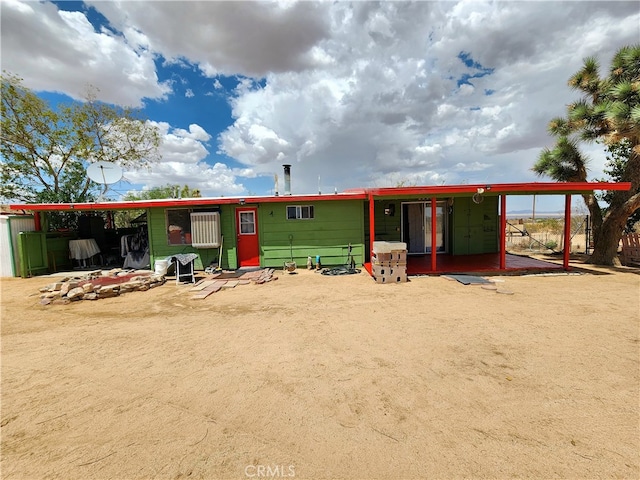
[{"xmin": 621, "ymin": 233, "xmax": 640, "ymax": 266}]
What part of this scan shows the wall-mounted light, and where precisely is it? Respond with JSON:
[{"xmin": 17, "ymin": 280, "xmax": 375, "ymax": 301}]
[
  {"xmin": 384, "ymin": 204, "xmax": 395, "ymax": 216},
  {"xmin": 239, "ymin": 198, "xmax": 245, "ymax": 205}
]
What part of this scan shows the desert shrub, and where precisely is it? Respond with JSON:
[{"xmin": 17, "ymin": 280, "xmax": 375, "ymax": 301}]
[{"xmin": 545, "ymin": 240, "xmax": 558, "ymax": 250}]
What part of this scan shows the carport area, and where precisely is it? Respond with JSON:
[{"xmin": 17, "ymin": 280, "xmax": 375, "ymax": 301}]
[
  {"xmin": 405, "ymin": 252, "xmax": 562, "ymax": 275},
  {"xmin": 365, "ymin": 181, "xmax": 632, "ymax": 276},
  {"xmin": 364, "ymin": 252, "xmax": 561, "ymax": 276}
]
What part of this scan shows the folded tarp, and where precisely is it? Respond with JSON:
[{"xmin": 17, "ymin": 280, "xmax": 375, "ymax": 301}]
[{"xmin": 443, "ymin": 274, "xmax": 492, "ymax": 285}]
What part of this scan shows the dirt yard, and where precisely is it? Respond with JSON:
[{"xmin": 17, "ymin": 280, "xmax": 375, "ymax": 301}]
[{"xmin": 1, "ymin": 261, "xmax": 639, "ymax": 479}]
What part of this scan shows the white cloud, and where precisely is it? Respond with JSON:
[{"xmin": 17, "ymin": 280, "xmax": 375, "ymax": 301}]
[
  {"xmin": 458, "ymin": 84, "xmax": 475, "ymax": 96},
  {"xmin": 126, "ymin": 160, "xmax": 246, "ymax": 197},
  {"xmin": 0, "ymin": 0, "xmax": 171, "ymax": 107},
  {"xmin": 88, "ymin": 0, "xmax": 332, "ymax": 77},
  {"xmin": 2, "ymin": 0, "xmax": 638, "ymax": 206},
  {"xmin": 215, "ymin": 1, "xmax": 639, "ymax": 193},
  {"xmin": 454, "ymin": 161, "xmax": 492, "ymax": 172},
  {"xmin": 124, "ymin": 122, "xmax": 245, "ymax": 196}
]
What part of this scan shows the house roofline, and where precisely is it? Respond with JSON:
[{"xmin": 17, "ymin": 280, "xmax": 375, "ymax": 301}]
[
  {"xmin": 7, "ymin": 182, "xmax": 631, "ymax": 212},
  {"xmin": 365, "ymin": 181, "xmax": 632, "ymax": 197},
  {"xmin": 7, "ymin": 191, "xmax": 368, "ymax": 212}
]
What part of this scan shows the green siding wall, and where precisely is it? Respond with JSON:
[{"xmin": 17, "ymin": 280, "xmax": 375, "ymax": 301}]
[
  {"xmin": 258, "ymin": 200, "xmax": 365, "ymax": 267},
  {"xmin": 46, "ymin": 233, "xmax": 76, "ymax": 272},
  {"xmin": 148, "ymin": 206, "xmax": 238, "ymax": 270},
  {"xmin": 144, "ymin": 195, "xmax": 498, "ymax": 271},
  {"xmin": 17, "ymin": 231, "xmax": 48, "ymax": 277},
  {"xmin": 372, "ymin": 200, "xmax": 402, "ymax": 242},
  {"xmin": 363, "ymin": 199, "xmax": 402, "ymax": 260},
  {"xmin": 368, "ymin": 195, "xmax": 499, "ymax": 256},
  {"xmin": 452, "ymin": 196, "xmax": 499, "ymax": 254},
  {"xmin": 147, "ymin": 200, "xmax": 364, "ymax": 270}
]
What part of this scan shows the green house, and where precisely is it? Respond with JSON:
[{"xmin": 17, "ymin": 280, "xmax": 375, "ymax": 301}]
[
  {"xmin": 6, "ymin": 181, "xmax": 631, "ymax": 277},
  {"xmin": 366, "ymin": 194, "xmax": 499, "ymax": 257},
  {"xmin": 142, "ymin": 193, "xmax": 368, "ymax": 271}
]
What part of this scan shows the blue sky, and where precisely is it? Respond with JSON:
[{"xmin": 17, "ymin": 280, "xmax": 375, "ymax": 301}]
[{"xmin": 1, "ymin": 0, "xmax": 639, "ymax": 212}]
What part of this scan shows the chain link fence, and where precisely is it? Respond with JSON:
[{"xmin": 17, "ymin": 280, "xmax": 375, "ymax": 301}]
[{"xmin": 506, "ymin": 215, "xmax": 591, "ymax": 254}]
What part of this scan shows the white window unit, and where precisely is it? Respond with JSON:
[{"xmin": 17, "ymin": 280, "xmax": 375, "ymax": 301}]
[{"xmin": 190, "ymin": 212, "xmax": 221, "ymax": 248}]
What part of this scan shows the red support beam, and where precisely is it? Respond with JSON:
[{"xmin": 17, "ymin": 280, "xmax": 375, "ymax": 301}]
[
  {"xmin": 431, "ymin": 198, "xmax": 437, "ymax": 271},
  {"xmin": 34, "ymin": 212, "xmax": 41, "ymax": 231},
  {"xmin": 500, "ymin": 195, "xmax": 507, "ymax": 269},
  {"xmin": 369, "ymin": 193, "xmax": 376, "ymax": 261},
  {"xmin": 563, "ymin": 194, "xmax": 572, "ymax": 270}
]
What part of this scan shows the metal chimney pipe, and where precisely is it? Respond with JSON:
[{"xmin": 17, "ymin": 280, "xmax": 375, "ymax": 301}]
[{"xmin": 283, "ymin": 164, "xmax": 291, "ymax": 195}]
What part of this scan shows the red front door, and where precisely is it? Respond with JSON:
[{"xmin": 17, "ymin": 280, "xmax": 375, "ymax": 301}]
[{"xmin": 236, "ymin": 207, "xmax": 260, "ymax": 267}]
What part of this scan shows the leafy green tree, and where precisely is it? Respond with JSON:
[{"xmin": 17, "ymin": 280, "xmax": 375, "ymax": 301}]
[
  {"xmin": 533, "ymin": 45, "xmax": 640, "ymax": 265},
  {"xmin": 0, "ymin": 72, "xmax": 161, "ymax": 203},
  {"xmin": 598, "ymin": 139, "xmax": 640, "ymax": 232},
  {"xmin": 115, "ymin": 184, "xmax": 202, "ymax": 227},
  {"xmin": 126, "ymin": 184, "xmax": 202, "ymax": 201}
]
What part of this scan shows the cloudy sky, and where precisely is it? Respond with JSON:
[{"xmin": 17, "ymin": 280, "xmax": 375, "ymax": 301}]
[{"xmin": 1, "ymin": 0, "xmax": 638, "ymax": 211}]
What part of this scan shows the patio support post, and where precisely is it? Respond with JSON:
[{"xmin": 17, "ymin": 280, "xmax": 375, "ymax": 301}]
[
  {"xmin": 500, "ymin": 195, "xmax": 507, "ymax": 269},
  {"xmin": 431, "ymin": 197, "xmax": 437, "ymax": 271},
  {"xmin": 34, "ymin": 212, "xmax": 41, "ymax": 231},
  {"xmin": 563, "ymin": 194, "xmax": 572, "ymax": 270},
  {"xmin": 369, "ymin": 193, "xmax": 375, "ymax": 261}
]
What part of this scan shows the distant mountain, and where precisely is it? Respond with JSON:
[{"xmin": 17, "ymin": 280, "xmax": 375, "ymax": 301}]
[{"xmin": 506, "ymin": 210, "xmax": 564, "ymax": 217}]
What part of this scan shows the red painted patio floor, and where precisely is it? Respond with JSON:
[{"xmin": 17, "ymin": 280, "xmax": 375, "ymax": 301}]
[{"xmin": 364, "ymin": 253, "xmax": 564, "ymax": 276}]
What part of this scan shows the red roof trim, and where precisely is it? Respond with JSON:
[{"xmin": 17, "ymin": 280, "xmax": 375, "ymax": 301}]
[
  {"xmin": 8, "ymin": 192, "xmax": 368, "ymax": 212},
  {"xmin": 7, "ymin": 182, "xmax": 631, "ymax": 212},
  {"xmin": 367, "ymin": 182, "xmax": 631, "ymax": 197}
]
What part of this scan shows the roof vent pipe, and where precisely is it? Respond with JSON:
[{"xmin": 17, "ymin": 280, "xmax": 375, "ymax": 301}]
[{"xmin": 283, "ymin": 164, "xmax": 291, "ymax": 195}]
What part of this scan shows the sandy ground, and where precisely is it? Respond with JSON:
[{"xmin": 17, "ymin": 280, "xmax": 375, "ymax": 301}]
[{"xmin": 1, "ymin": 261, "xmax": 639, "ymax": 480}]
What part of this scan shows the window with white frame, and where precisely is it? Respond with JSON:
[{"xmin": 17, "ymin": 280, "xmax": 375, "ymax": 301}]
[
  {"xmin": 286, "ymin": 205, "xmax": 314, "ymax": 220},
  {"xmin": 239, "ymin": 211, "xmax": 256, "ymax": 234}
]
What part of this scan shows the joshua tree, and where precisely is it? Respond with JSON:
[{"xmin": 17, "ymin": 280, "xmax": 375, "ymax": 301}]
[{"xmin": 534, "ymin": 44, "xmax": 640, "ymax": 265}]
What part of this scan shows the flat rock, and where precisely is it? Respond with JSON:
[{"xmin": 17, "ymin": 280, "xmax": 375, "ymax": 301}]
[{"xmin": 66, "ymin": 287, "xmax": 85, "ymax": 299}]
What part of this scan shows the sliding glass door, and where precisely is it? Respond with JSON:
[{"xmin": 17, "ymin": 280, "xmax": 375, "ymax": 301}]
[
  {"xmin": 425, "ymin": 203, "xmax": 445, "ymax": 253},
  {"xmin": 402, "ymin": 201, "xmax": 447, "ymax": 254}
]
